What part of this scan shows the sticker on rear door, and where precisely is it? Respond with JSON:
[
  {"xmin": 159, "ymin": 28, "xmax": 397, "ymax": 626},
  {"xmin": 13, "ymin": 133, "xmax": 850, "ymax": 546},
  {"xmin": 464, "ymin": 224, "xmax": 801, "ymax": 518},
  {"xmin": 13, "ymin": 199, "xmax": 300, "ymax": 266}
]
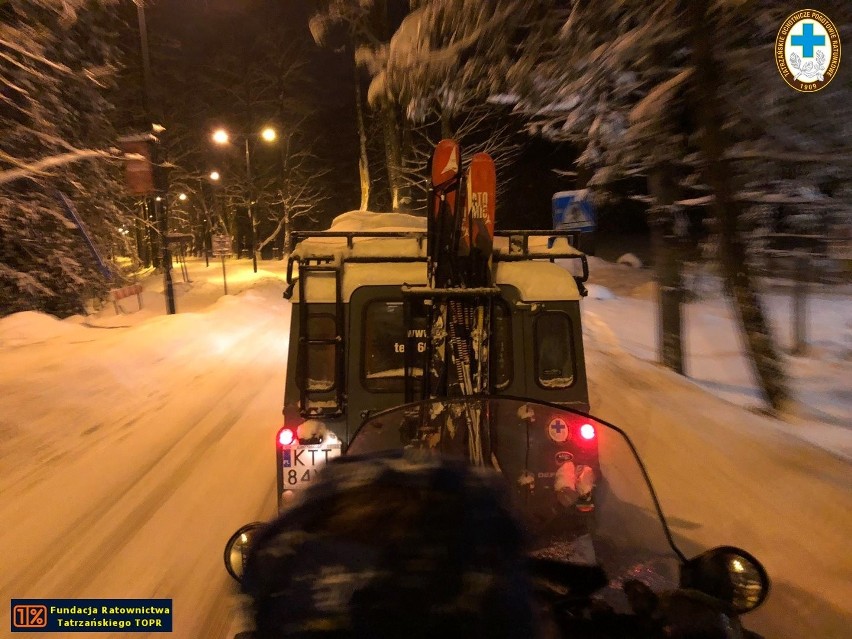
[{"xmin": 548, "ymin": 417, "xmax": 570, "ymax": 443}]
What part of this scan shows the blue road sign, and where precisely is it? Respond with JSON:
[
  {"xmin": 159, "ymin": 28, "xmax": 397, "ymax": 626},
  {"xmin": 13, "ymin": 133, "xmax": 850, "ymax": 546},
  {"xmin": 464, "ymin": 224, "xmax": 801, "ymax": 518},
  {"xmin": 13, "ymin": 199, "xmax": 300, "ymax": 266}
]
[{"xmin": 552, "ymin": 191, "xmax": 596, "ymax": 234}]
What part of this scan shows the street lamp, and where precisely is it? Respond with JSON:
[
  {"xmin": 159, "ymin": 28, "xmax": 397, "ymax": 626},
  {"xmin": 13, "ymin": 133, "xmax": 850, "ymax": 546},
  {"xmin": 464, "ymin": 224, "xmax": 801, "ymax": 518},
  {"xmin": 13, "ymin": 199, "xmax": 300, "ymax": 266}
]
[
  {"xmin": 212, "ymin": 128, "xmax": 229, "ymax": 145},
  {"xmin": 178, "ymin": 193, "xmax": 188, "ymax": 201},
  {"xmin": 209, "ymin": 171, "xmax": 220, "ymax": 181},
  {"xmin": 210, "ymin": 126, "xmax": 278, "ymax": 272}
]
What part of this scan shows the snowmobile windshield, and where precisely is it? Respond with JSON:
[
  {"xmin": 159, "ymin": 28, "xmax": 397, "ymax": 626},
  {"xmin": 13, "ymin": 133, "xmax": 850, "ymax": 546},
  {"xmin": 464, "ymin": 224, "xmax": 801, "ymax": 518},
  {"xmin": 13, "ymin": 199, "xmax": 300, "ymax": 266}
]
[{"xmin": 349, "ymin": 396, "xmax": 686, "ymax": 601}]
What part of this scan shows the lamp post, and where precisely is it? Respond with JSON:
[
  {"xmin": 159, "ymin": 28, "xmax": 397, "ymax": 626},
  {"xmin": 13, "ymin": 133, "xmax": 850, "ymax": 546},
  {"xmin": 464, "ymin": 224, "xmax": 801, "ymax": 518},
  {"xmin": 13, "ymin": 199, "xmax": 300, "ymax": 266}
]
[
  {"xmin": 133, "ymin": 1, "xmax": 175, "ymax": 313},
  {"xmin": 204, "ymin": 171, "xmax": 221, "ymax": 267},
  {"xmin": 211, "ymin": 126, "xmax": 277, "ymax": 273}
]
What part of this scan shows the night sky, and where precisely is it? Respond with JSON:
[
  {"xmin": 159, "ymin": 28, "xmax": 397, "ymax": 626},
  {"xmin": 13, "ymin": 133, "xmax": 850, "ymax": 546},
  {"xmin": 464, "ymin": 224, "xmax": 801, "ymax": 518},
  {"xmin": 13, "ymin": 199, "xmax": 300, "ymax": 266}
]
[{"xmin": 138, "ymin": 0, "xmax": 647, "ymax": 242}]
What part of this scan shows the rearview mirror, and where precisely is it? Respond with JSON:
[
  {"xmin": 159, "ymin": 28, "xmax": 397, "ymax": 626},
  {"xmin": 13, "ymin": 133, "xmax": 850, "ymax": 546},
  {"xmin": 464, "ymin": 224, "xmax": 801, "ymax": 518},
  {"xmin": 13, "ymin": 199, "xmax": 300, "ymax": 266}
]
[
  {"xmin": 223, "ymin": 522, "xmax": 265, "ymax": 583},
  {"xmin": 681, "ymin": 546, "xmax": 770, "ymax": 614}
]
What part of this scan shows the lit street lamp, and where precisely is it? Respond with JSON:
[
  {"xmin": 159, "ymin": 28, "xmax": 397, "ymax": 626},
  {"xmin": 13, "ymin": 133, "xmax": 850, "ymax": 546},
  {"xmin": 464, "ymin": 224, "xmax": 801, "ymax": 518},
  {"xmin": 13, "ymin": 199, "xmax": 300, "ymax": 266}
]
[
  {"xmin": 211, "ymin": 128, "xmax": 229, "ymax": 145},
  {"xmin": 209, "ymin": 171, "xmax": 220, "ymax": 181},
  {"xmin": 178, "ymin": 193, "xmax": 187, "ymax": 201},
  {"xmin": 211, "ymin": 126, "xmax": 278, "ymax": 273}
]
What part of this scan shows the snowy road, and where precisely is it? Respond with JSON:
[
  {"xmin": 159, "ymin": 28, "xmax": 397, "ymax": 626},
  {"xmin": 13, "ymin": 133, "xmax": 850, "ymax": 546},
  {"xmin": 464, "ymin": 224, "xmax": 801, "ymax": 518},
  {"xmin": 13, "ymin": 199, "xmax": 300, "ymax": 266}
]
[
  {"xmin": 1, "ymin": 260, "xmax": 850, "ymax": 638},
  {"xmin": 0, "ymin": 276, "xmax": 290, "ymax": 638}
]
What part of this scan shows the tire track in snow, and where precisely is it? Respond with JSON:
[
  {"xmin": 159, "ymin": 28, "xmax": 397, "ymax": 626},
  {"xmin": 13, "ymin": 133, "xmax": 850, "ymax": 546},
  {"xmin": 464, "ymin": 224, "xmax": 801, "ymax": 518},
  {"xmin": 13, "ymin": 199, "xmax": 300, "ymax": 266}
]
[
  {"xmin": 193, "ymin": 481, "xmax": 278, "ymax": 639},
  {"xmin": 53, "ymin": 403, "xmax": 247, "ymax": 595},
  {"xmin": 1, "ymin": 310, "xmax": 285, "ymax": 599}
]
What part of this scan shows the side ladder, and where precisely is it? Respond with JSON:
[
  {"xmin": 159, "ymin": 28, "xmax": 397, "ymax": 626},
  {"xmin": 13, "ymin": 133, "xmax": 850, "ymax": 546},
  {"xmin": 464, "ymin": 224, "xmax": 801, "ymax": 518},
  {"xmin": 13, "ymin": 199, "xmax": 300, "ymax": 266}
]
[{"xmin": 298, "ymin": 261, "xmax": 344, "ymax": 417}]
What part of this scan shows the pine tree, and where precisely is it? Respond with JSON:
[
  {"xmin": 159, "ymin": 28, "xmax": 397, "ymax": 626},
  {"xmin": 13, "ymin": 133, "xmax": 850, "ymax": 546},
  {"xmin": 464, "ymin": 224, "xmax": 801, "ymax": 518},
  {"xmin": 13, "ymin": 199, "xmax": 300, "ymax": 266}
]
[{"xmin": 1, "ymin": 0, "xmax": 131, "ymax": 317}]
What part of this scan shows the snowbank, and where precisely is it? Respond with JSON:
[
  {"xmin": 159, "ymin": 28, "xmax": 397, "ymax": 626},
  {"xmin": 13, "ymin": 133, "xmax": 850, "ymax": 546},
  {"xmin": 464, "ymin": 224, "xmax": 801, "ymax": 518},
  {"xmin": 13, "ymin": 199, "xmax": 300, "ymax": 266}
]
[
  {"xmin": 585, "ymin": 284, "xmax": 616, "ymax": 300},
  {"xmin": 616, "ymin": 252, "xmax": 644, "ymax": 268},
  {"xmin": 579, "ymin": 255, "xmax": 852, "ymax": 458},
  {"xmin": 0, "ymin": 311, "xmax": 86, "ymax": 347}
]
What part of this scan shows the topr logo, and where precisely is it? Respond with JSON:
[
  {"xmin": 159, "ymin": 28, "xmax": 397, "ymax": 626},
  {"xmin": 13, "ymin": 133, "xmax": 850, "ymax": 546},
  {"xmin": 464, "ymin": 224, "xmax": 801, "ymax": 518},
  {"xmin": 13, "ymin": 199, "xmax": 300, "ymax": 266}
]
[{"xmin": 776, "ymin": 9, "xmax": 841, "ymax": 92}]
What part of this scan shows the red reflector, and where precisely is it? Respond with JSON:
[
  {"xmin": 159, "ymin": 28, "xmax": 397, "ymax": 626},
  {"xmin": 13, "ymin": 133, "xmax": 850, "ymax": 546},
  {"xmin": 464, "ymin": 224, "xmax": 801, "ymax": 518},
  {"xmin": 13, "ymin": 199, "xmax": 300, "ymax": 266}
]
[
  {"xmin": 579, "ymin": 423, "xmax": 596, "ymax": 440},
  {"xmin": 278, "ymin": 427, "xmax": 297, "ymax": 447}
]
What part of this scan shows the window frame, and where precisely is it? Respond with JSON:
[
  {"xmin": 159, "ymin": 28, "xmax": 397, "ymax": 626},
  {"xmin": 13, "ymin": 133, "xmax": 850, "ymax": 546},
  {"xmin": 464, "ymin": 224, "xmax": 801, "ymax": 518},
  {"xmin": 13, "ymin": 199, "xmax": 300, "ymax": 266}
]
[{"xmin": 533, "ymin": 309, "xmax": 576, "ymax": 390}]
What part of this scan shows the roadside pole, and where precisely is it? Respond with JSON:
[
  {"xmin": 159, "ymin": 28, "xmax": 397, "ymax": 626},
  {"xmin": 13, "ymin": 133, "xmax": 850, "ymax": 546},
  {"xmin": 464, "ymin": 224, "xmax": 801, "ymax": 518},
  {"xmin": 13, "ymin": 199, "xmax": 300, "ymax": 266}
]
[
  {"xmin": 213, "ymin": 233, "xmax": 231, "ymax": 295},
  {"xmin": 792, "ymin": 252, "xmax": 808, "ymax": 356},
  {"xmin": 222, "ymin": 256, "xmax": 228, "ymax": 295}
]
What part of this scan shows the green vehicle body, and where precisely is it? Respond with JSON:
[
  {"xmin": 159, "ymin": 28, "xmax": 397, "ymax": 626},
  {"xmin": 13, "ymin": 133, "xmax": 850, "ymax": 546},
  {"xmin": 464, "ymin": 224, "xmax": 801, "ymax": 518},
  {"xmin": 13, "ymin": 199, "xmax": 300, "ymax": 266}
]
[{"xmin": 277, "ymin": 225, "xmax": 591, "ymax": 506}]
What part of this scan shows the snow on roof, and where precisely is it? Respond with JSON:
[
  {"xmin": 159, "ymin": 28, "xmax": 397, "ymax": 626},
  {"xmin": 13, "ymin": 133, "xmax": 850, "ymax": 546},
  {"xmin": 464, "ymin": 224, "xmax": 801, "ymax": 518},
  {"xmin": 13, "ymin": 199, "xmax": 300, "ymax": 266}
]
[
  {"xmin": 293, "ymin": 211, "xmax": 428, "ymax": 263},
  {"xmin": 292, "ymin": 211, "xmax": 582, "ymax": 302},
  {"xmin": 293, "ymin": 259, "xmax": 581, "ymax": 303},
  {"xmin": 295, "ymin": 262, "xmax": 428, "ymax": 302},
  {"xmin": 328, "ymin": 210, "xmax": 427, "ymax": 231},
  {"xmin": 495, "ymin": 261, "xmax": 580, "ymax": 301}
]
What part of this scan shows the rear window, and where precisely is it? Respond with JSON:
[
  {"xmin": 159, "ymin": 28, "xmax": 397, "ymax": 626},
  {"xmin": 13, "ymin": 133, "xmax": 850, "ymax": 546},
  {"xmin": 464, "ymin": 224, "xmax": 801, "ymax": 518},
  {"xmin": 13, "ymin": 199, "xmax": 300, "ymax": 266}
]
[
  {"xmin": 362, "ymin": 299, "xmax": 513, "ymax": 393},
  {"xmin": 534, "ymin": 311, "xmax": 575, "ymax": 389},
  {"xmin": 362, "ymin": 300, "xmax": 427, "ymax": 392}
]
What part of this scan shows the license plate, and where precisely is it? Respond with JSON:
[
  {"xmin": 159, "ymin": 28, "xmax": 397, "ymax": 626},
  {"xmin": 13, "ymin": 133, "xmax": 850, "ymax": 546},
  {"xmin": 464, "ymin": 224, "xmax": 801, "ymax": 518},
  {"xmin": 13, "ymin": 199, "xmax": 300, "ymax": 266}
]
[{"xmin": 281, "ymin": 443, "xmax": 342, "ymax": 489}]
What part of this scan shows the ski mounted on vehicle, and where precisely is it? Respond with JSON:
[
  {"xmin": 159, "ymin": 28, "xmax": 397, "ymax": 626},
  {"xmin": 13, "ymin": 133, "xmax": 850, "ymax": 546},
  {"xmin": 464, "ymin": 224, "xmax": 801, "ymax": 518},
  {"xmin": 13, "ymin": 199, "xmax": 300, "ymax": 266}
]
[{"xmin": 275, "ymin": 140, "xmax": 596, "ymax": 509}]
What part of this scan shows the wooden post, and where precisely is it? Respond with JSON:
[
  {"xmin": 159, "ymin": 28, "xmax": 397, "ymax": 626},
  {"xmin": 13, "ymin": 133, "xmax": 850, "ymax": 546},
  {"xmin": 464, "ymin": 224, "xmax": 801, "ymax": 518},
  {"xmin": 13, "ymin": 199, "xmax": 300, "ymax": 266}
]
[
  {"xmin": 221, "ymin": 255, "xmax": 228, "ymax": 295},
  {"xmin": 792, "ymin": 252, "xmax": 808, "ymax": 355}
]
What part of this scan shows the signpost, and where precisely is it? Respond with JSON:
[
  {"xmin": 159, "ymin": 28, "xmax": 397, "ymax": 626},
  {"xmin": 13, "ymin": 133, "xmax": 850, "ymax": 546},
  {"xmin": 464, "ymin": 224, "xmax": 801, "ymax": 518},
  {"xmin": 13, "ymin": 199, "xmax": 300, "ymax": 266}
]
[
  {"xmin": 118, "ymin": 132, "xmax": 176, "ymax": 314},
  {"xmin": 212, "ymin": 234, "xmax": 231, "ymax": 295},
  {"xmin": 551, "ymin": 190, "xmax": 597, "ymax": 255}
]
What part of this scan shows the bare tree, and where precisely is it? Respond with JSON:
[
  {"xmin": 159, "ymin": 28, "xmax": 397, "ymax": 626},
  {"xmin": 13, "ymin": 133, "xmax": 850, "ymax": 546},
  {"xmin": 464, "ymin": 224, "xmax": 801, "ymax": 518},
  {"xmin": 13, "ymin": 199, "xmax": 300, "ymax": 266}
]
[{"xmin": 311, "ymin": 0, "xmax": 408, "ymax": 210}]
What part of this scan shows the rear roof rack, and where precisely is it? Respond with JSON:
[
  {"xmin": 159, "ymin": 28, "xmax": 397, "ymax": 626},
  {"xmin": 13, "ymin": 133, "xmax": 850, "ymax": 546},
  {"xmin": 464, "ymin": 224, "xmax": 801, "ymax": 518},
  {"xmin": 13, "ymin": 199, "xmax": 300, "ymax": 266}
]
[
  {"xmin": 283, "ymin": 228, "xmax": 588, "ymax": 300},
  {"xmin": 287, "ymin": 230, "xmax": 427, "ymax": 253}
]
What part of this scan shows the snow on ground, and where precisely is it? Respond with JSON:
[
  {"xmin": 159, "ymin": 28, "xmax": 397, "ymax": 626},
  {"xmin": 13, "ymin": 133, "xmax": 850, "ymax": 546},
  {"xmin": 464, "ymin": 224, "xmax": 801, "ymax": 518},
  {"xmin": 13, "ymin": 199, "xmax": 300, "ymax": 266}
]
[
  {"xmin": 579, "ymin": 258, "xmax": 851, "ymax": 638},
  {"xmin": 0, "ymin": 258, "xmax": 291, "ymax": 638},
  {"xmin": 585, "ymin": 338, "xmax": 852, "ymax": 638},
  {"xmin": 0, "ymin": 310, "xmax": 87, "ymax": 347},
  {"xmin": 0, "ymin": 253, "xmax": 849, "ymax": 638},
  {"xmin": 583, "ymin": 256, "xmax": 852, "ymax": 461}
]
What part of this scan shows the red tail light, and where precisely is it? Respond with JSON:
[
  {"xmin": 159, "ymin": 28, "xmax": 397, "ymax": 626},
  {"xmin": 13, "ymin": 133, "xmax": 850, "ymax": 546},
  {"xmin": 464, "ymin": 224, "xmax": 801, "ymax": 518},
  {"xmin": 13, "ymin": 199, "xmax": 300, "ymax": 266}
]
[
  {"xmin": 278, "ymin": 427, "xmax": 298, "ymax": 447},
  {"xmin": 579, "ymin": 423, "xmax": 596, "ymax": 441}
]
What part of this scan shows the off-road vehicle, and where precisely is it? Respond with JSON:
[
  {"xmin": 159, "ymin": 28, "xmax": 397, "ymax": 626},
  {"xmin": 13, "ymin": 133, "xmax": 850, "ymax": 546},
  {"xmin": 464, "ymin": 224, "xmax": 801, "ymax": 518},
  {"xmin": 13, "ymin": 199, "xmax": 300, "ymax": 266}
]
[{"xmin": 276, "ymin": 211, "xmax": 595, "ymax": 507}]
